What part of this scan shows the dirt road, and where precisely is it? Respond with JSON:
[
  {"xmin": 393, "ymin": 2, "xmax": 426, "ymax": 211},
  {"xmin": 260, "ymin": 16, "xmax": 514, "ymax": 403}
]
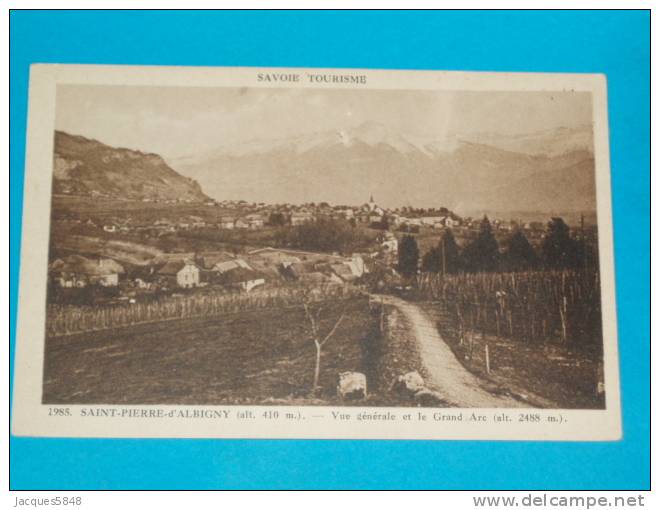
[{"xmin": 378, "ymin": 295, "xmax": 527, "ymax": 408}]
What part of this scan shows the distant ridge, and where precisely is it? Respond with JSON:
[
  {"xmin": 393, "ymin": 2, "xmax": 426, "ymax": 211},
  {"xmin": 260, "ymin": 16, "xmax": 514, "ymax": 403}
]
[{"xmin": 168, "ymin": 122, "xmax": 596, "ymax": 213}]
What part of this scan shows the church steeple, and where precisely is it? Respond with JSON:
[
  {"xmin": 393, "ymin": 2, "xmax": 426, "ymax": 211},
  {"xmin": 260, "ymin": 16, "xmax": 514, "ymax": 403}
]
[{"xmin": 368, "ymin": 194, "xmax": 376, "ymax": 212}]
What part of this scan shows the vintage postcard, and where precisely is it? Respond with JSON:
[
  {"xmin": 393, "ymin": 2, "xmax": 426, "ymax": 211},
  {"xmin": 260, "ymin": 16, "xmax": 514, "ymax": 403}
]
[{"xmin": 12, "ymin": 65, "xmax": 620, "ymax": 440}]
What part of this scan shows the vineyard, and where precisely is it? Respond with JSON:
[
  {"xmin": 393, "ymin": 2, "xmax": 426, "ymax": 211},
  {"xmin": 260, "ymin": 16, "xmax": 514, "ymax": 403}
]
[
  {"xmin": 415, "ymin": 269, "xmax": 602, "ymax": 348},
  {"xmin": 46, "ymin": 284, "xmax": 361, "ymax": 337}
]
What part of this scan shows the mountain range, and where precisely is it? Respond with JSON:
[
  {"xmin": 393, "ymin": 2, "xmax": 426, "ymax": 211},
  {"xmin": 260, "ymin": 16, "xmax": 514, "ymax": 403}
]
[
  {"xmin": 167, "ymin": 121, "xmax": 596, "ymax": 215},
  {"xmin": 53, "ymin": 131, "xmax": 209, "ymax": 202}
]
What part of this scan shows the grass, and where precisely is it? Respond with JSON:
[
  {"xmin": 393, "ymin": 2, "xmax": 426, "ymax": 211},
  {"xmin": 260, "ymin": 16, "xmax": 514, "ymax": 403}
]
[
  {"xmin": 43, "ymin": 298, "xmax": 392, "ymax": 405},
  {"xmin": 366, "ymin": 304, "xmax": 433, "ymax": 406}
]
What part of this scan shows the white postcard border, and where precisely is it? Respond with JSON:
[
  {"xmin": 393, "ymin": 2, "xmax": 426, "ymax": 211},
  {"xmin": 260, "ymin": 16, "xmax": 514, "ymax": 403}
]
[{"xmin": 11, "ymin": 65, "xmax": 621, "ymax": 440}]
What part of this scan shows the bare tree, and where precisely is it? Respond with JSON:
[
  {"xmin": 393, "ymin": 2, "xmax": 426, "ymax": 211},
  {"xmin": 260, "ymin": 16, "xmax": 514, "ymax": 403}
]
[{"xmin": 303, "ymin": 301, "xmax": 346, "ymax": 394}]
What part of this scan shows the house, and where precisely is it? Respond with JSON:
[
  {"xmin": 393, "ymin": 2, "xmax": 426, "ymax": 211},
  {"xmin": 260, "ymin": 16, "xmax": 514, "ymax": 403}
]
[
  {"xmin": 401, "ymin": 217, "xmax": 422, "ymax": 227},
  {"xmin": 369, "ymin": 213, "xmax": 383, "ymax": 224},
  {"xmin": 221, "ymin": 267, "xmax": 265, "ymax": 292},
  {"xmin": 219, "ymin": 216, "xmax": 235, "ymax": 229},
  {"xmin": 249, "ymin": 248, "xmax": 302, "ymax": 270},
  {"xmin": 245, "ymin": 214, "xmax": 265, "ymax": 229},
  {"xmin": 381, "ymin": 233, "xmax": 398, "ymax": 254},
  {"xmin": 212, "ymin": 258, "xmax": 252, "ymax": 275},
  {"xmin": 235, "ymin": 218, "xmax": 250, "ymax": 229},
  {"xmin": 50, "ymin": 257, "xmax": 88, "ymax": 288},
  {"xmin": 420, "ymin": 216, "xmax": 446, "ymax": 227},
  {"xmin": 103, "ymin": 224, "xmax": 118, "ymax": 233},
  {"xmin": 346, "ymin": 255, "xmax": 367, "ymax": 278},
  {"xmin": 330, "ymin": 263, "xmax": 358, "ymax": 282},
  {"xmin": 157, "ymin": 260, "xmax": 200, "ymax": 288},
  {"xmin": 134, "ymin": 278, "xmax": 151, "ymax": 289},
  {"xmin": 290, "ymin": 212, "xmax": 314, "ymax": 225},
  {"xmin": 50, "ymin": 255, "xmax": 124, "ymax": 288},
  {"xmin": 524, "ymin": 221, "xmax": 544, "ymax": 231},
  {"xmin": 382, "ymin": 239, "xmax": 398, "ymax": 253},
  {"xmin": 197, "ymin": 252, "xmax": 236, "ymax": 271},
  {"xmin": 191, "ymin": 218, "xmax": 206, "ymax": 228},
  {"xmin": 279, "ymin": 261, "xmax": 313, "ymax": 281}
]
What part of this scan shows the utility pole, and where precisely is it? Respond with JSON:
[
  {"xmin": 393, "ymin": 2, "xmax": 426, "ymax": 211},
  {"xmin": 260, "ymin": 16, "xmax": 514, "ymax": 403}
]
[
  {"xmin": 581, "ymin": 213, "xmax": 587, "ymax": 271},
  {"xmin": 442, "ymin": 235, "xmax": 446, "ymax": 275}
]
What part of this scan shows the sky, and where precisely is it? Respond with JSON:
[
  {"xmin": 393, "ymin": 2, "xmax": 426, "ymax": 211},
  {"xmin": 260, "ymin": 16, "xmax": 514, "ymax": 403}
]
[{"xmin": 55, "ymin": 85, "xmax": 592, "ymax": 159}]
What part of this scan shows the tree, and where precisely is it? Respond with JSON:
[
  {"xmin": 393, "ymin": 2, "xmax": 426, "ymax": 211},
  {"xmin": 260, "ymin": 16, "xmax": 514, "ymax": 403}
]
[
  {"xmin": 439, "ymin": 229, "xmax": 461, "ymax": 273},
  {"xmin": 303, "ymin": 300, "xmax": 346, "ymax": 394},
  {"xmin": 268, "ymin": 212, "xmax": 287, "ymax": 227},
  {"xmin": 398, "ymin": 234, "xmax": 419, "ymax": 277},
  {"xmin": 380, "ymin": 214, "xmax": 390, "ymax": 231},
  {"xmin": 276, "ymin": 217, "xmax": 371, "ymax": 253},
  {"xmin": 541, "ymin": 217, "xmax": 580, "ymax": 269},
  {"xmin": 462, "ymin": 216, "xmax": 499, "ymax": 272},
  {"xmin": 421, "ymin": 247, "xmax": 441, "ymax": 273},
  {"xmin": 421, "ymin": 229, "xmax": 461, "ymax": 274},
  {"xmin": 502, "ymin": 230, "xmax": 538, "ymax": 271}
]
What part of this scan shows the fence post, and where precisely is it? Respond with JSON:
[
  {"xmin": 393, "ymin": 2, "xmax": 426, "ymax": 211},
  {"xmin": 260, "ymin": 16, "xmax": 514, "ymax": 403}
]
[{"xmin": 485, "ymin": 344, "xmax": 491, "ymax": 374}]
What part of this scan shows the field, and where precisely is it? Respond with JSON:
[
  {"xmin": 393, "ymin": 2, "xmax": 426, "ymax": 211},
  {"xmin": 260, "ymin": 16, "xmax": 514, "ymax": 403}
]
[
  {"xmin": 415, "ymin": 270, "xmax": 602, "ymax": 346},
  {"xmin": 419, "ymin": 304, "xmax": 603, "ymax": 408},
  {"xmin": 413, "ymin": 269, "xmax": 605, "ymax": 408},
  {"xmin": 51, "ymin": 195, "xmax": 235, "ymax": 223},
  {"xmin": 49, "ymin": 233, "xmax": 164, "ymax": 266},
  {"xmin": 46, "ymin": 284, "xmax": 360, "ymax": 336},
  {"xmin": 44, "ymin": 296, "xmax": 431, "ymax": 406}
]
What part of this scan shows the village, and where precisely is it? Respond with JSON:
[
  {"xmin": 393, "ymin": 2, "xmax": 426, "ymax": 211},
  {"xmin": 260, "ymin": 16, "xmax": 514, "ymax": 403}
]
[{"xmin": 46, "ymin": 192, "xmax": 575, "ymax": 307}]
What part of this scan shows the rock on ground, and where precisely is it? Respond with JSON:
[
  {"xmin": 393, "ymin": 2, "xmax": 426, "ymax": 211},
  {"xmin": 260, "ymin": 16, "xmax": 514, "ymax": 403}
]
[
  {"xmin": 414, "ymin": 388, "xmax": 447, "ymax": 406},
  {"xmin": 393, "ymin": 371, "xmax": 425, "ymax": 395},
  {"xmin": 337, "ymin": 371, "xmax": 367, "ymax": 400}
]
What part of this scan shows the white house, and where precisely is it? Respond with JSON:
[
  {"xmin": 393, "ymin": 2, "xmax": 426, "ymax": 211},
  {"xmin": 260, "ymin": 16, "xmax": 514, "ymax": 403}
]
[{"xmin": 157, "ymin": 261, "xmax": 200, "ymax": 288}]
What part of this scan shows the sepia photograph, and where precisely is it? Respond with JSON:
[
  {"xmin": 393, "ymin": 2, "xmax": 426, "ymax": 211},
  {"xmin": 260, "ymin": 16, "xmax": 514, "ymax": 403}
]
[
  {"xmin": 11, "ymin": 65, "xmax": 621, "ymax": 440},
  {"xmin": 43, "ymin": 82, "xmax": 605, "ymax": 408}
]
